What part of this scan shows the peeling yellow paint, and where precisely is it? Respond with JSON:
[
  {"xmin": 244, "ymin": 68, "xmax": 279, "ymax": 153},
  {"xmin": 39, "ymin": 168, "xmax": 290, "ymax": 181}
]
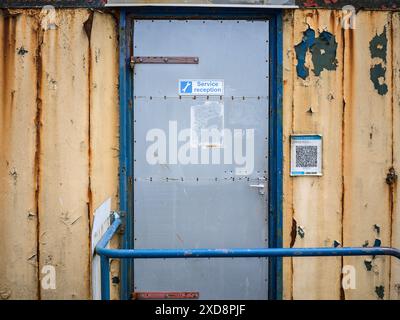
[
  {"xmin": 283, "ymin": 9, "xmax": 399, "ymax": 300},
  {"xmin": 391, "ymin": 11, "xmax": 400, "ymax": 300},
  {"xmin": 0, "ymin": 9, "xmax": 119, "ymax": 300},
  {"xmin": 0, "ymin": 12, "xmax": 39, "ymax": 300}
]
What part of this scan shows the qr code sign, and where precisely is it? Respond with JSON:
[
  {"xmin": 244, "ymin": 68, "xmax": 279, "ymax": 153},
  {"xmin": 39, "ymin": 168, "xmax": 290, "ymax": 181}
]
[
  {"xmin": 290, "ymin": 135, "xmax": 322, "ymax": 176},
  {"xmin": 295, "ymin": 145, "xmax": 318, "ymax": 168}
]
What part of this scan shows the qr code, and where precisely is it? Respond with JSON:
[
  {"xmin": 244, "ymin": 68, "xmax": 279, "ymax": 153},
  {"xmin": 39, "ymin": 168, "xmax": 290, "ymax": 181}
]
[{"xmin": 296, "ymin": 145, "xmax": 318, "ymax": 168}]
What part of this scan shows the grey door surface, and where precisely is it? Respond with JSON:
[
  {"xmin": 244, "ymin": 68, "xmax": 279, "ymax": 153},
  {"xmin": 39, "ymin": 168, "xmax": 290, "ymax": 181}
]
[{"xmin": 133, "ymin": 19, "xmax": 269, "ymax": 300}]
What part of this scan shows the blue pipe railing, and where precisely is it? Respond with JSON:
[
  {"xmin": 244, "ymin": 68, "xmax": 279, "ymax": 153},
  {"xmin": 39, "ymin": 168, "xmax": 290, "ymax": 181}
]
[{"xmin": 95, "ymin": 217, "xmax": 400, "ymax": 300}]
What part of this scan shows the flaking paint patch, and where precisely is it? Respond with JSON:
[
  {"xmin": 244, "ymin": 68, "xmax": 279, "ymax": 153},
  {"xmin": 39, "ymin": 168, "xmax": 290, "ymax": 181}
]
[
  {"xmin": 17, "ymin": 46, "xmax": 28, "ymax": 55},
  {"xmin": 297, "ymin": 225, "xmax": 305, "ymax": 238},
  {"xmin": 369, "ymin": 27, "xmax": 387, "ymax": 62},
  {"xmin": 375, "ymin": 285, "xmax": 385, "ymax": 299},
  {"xmin": 364, "ymin": 259, "xmax": 373, "ymax": 271},
  {"xmin": 311, "ymin": 31, "xmax": 338, "ymax": 76},
  {"xmin": 333, "ymin": 240, "xmax": 340, "ymax": 247},
  {"xmin": 373, "ymin": 224, "xmax": 381, "ymax": 235},
  {"xmin": 0, "ymin": 8, "xmax": 120, "ymax": 300},
  {"xmin": 294, "ymin": 27, "xmax": 338, "ymax": 79},
  {"xmin": 369, "ymin": 27, "xmax": 388, "ymax": 95},
  {"xmin": 294, "ymin": 28, "xmax": 315, "ymax": 79},
  {"xmin": 370, "ymin": 64, "xmax": 388, "ymax": 95},
  {"xmin": 0, "ymin": 285, "xmax": 11, "ymax": 300},
  {"xmin": 373, "ymin": 238, "xmax": 382, "ymax": 247}
]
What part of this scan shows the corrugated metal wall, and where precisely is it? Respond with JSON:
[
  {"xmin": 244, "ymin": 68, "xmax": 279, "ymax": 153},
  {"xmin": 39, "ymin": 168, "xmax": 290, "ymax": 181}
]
[
  {"xmin": 282, "ymin": 9, "xmax": 400, "ymax": 300},
  {"xmin": 0, "ymin": 8, "xmax": 399, "ymax": 300},
  {"xmin": 0, "ymin": 9, "xmax": 119, "ymax": 299}
]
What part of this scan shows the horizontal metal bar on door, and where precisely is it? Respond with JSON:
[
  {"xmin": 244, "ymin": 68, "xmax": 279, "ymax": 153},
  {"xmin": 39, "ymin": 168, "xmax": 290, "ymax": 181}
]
[
  {"xmin": 131, "ymin": 56, "xmax": 199, "ymax": 64},
  {"xmin": 95, "ymin": 217, "xmax": 400, "ymax": 300}
]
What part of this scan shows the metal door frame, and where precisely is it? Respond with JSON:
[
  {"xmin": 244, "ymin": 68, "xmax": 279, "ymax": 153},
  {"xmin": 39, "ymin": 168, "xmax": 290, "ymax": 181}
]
[{"xmin": 118, "ymin": 7, "xmax": 283, "ymax": 300}]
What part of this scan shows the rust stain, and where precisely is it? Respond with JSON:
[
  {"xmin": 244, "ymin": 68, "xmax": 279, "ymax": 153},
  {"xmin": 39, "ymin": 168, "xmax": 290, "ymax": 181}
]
[
  {"xmin": 8, "ymin": 167, "xmax": 17, "ymax": 185},
  {"xmin": 340, "ymin": 21, "xmax": 346, "ymax": 300},
  {"xmin": 86, "ymin": 13, "xmax": 93, "ymax": 234},
  {"xmin": 290, "ymin": 217, "xmax": 297, "ymax": 247},
  {"xmin": 85, "ymin": 11, "xmax": 94, "ymax": 295},
  {"xmin": 83, "ymin": 10, "xmax": 93, "ymax": 40},
  {"xmin": 387, "ymin": 166, "xmax": 396, "ymax": 281},
  {"xmin": 34, "ymin": 18, "xmax": 44, "ymax": 300},
  {"xmin": 386, "ymin": 167, "xmax": 397, "ymax": 185},
  {"xmin": 0, "ymin": 9, "xmax": 105, "ymax": 299},
  {"xmin": 1, "ymin": 13, "xmax": 17, "ymax": 130}
]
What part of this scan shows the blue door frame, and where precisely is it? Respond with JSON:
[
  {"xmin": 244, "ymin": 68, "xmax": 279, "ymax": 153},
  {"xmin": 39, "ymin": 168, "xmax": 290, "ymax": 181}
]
[{"xmin": 118, "ymin": 7, "xmax": 283, "ymax": 300}]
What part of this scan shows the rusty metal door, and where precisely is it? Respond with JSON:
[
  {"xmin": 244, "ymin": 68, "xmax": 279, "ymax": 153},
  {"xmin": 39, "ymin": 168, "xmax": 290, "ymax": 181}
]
[{"xmin": 132, "ymin": 19, "xmax": 269, "ymax": 299}]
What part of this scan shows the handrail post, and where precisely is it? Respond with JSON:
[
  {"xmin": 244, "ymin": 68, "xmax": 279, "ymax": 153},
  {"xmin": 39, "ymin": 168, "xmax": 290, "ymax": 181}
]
[{"xmin": 100, "ymin": 255, "xmax": 111, "ymax": 300}]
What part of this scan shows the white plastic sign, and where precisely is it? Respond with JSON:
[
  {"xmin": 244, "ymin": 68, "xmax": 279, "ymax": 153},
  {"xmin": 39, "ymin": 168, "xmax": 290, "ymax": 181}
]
[{"xmin": 179, "ymin": 79, "xmax": 224, "ymax": 96}]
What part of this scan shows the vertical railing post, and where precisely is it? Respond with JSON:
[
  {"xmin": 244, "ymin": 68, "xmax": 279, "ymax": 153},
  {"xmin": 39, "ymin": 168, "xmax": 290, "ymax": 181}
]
[{"xmin": 100, "ymin": 256, "xmax": 111, "ymax": 300}]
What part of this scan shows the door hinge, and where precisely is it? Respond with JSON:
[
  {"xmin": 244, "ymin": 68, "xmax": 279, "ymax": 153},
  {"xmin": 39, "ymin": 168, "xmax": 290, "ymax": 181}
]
[
  {"xmin": 130, "ymin": 56, "xmax": 199, "ymax": 68},
  {"xmin": 132, "ymin": 291, "xmax": 199, "ymax": 300}
]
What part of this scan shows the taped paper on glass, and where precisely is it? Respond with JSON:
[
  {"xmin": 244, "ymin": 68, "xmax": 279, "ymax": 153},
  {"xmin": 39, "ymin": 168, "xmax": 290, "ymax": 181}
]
[{"xmin": 190, "ymin": 101, "xmax": 224, "ymax": 148}]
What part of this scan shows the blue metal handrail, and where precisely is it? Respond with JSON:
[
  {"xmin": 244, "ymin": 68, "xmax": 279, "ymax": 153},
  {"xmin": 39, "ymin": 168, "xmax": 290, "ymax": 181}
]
[{"xmin": 95, "ymin": 217, "xmax": 400, "ymax": 300}]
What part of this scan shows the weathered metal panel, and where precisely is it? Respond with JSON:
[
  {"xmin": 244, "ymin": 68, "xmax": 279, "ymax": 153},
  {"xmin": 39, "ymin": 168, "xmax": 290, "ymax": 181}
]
[
  {"xmin": 282, "ymin": 9, "xmax": 400, "ymax": 300},
  {"xmin": 107, "ymin": 0, "xmax": 296, "ymax": 7},
  {"xmin": 290, "ymin": 9, "xmax": 343, "ymax": 300},
  {"xmin": 0, "ymin": 12, "xmax": 39, "ymax": 300},
  {"xmin": 295, "ymin": 0, "xmax": 400, "ymax": 10},
  {"xmin": 89, "ymin": 11, "xmax": 120, "ymax": 300},
  {"xmin": 2, "ymin": 0, "xmax": 400, "ymax": 10},
  {"xmin": 282, "ymin": 9, "xmax": 294, "ymax": 301},
  {"xmin": 391, "ymin": 12, "xmax": 400, "ymax": 300},
  {"xmin": 342, "ymin": 11, "xmax": 392, "ymax": 300},
  {"xmin": 0, "ymin": 8, "xmax": 117, "ymax": 300},
  {"xmin": 0, "ymin": 1, "xmax": 107, "ymax": 8},
  {"xmin": 38, "ymin": 9, "xmax": 91, "ymax": 299}
]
